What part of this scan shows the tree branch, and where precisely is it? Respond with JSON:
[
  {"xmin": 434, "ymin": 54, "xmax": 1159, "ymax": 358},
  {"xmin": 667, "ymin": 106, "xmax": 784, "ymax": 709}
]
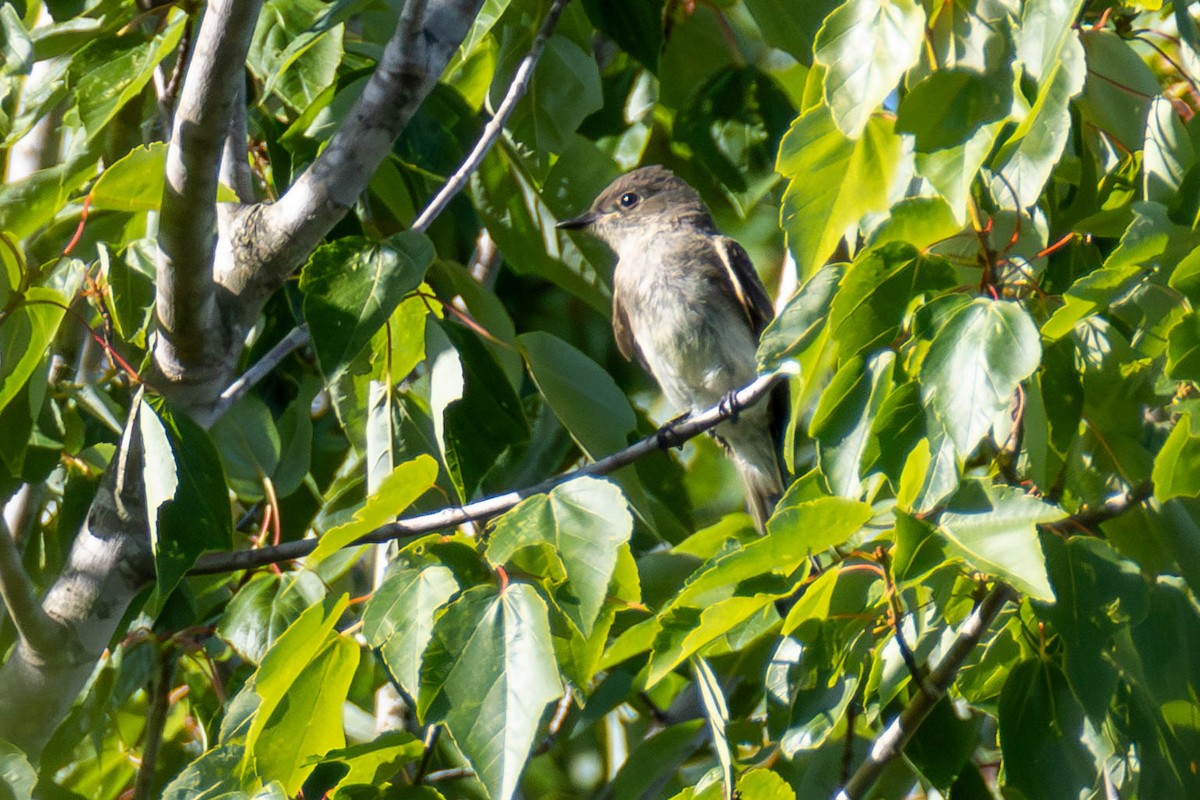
[
  {"xmin": 210, "ymin": 324, "xmax": 310, "ymax": 419},
  {"xmin": 210, "ymin": 0, "xmax": 565, "ymax": 421},
  {"xmin": 191, "ymin": 367, "xmax": 793, "ymax": 575},
  {"xmin": 219, "ymin": 74, "xmax": 255, "ymax": 204},
  {"xmin": 153, "ymin": 0, "xmax": 264, "ymax": 400},
  {"xmin": 410, "ymin": 0, "xmax": 570, "ymax": 232},
  {"xmin": 1044, "ymin": 481, "xmax": 1154, "ymax": 533},
  {"xmin": 222, "ymin": 0, "xmax": 486, "ymax": 313},
  {"xmin": 0, "ymin": 515, "xmax": 63, "ymax": 656},
  {"xmin": 837, "ymin": 584, "xmax": 1017, "ymax": 800},
  {"xmin": 0, "ymin": 416, "xmax": 156, "ymax": 758}
]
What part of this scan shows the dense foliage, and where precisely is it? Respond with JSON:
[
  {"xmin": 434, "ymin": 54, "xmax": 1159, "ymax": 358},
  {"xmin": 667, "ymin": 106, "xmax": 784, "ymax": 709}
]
[{"xmin": 2, "ymin": 0, "xmax": 1200, "ymax": 798}]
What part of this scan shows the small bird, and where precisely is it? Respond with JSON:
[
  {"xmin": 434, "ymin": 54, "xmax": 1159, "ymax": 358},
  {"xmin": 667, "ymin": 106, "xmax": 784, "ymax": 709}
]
[{"xmin": 558, "ymin": 166, "xmax": 786, "ymax": 532}]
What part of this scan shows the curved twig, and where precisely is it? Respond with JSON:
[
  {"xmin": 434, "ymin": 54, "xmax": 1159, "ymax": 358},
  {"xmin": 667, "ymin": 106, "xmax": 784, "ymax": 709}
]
[{"xmin": 410, "ymin": 0, "xmax": 571, "ymax": 232}]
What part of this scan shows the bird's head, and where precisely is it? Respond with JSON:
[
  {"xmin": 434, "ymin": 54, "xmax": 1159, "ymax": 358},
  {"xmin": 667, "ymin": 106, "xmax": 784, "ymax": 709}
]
[{"xmin": 556, "ymin": 165, "xmax": 713, "ymax": 246}]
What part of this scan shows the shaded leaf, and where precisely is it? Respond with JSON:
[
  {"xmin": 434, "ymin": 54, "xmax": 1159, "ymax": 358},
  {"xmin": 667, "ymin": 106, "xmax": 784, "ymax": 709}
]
[
  {"xmin": 418, "ymin": 584, "xmax": 563, "ymax": 800},
  {"xmin": 364, "ymin": 564, "xmax": 460, "ymax": 701}
]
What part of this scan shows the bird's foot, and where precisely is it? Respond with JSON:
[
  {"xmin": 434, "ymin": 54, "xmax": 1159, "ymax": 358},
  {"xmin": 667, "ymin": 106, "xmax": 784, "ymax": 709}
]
[
  {"xmin": 719, "ymin": 390, "xmax": 740, "ymax": 424},
  {"xmin": 656, "ymin": 411, "xmax": 692, "ymax": 450}
]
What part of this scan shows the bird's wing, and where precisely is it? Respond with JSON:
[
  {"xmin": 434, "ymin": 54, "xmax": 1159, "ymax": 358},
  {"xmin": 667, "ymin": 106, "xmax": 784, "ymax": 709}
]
[
  {"xmin": 712, "ymin": 236, "xmax": 775, "ymax": 336},
  {"xmin": 612, "ymin": 284, "xmax": 649, "ymax": 370}
]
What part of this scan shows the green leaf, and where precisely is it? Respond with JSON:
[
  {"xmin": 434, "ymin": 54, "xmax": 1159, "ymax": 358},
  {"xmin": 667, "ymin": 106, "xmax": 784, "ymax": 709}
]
[
  {"xmin": 648, "ymin": 600, "xmax": 780, "ymax": 687},
  {"xmin": 937, "ymin": 481, "xmax": 1063, "ymax": 601},
  {"xmin": 475, "ymin": 148, "xmax": 610, "ymax": 315},
  {"xmin": 0, "ymin": 6, "xmax": 33, "ymax": 76},
  {"xmin": 486, "ymin": 476, "xmax": 632, "ymax": 638},
  {"xmin": 777, "ymin": 107, "xmax": 904, "ymax": 277},
  {"xmin": 991, "ymin": 17, "xmax": 1085, "ymax": 208},
  {"xmin": 915, "ymin": 120, "xmax": 1003, "ymax": 221},
  {"xmin": 249, "ymin": 0, "xmax": 344, "ymax": 110},
  {"xmin": 666, "ymin": 493, "xmax": 872, "ymax": 614},
  {"xmin": 814, "ymin": 0, "xmax": 925, "ymax": 138},
  {"xmin": 518, "ymin": 331, "xmax": 636, "ymax": 460},
  {"xmin": 364, "ymin": 564, "xmax": 460, "ymax": 701},
  {"xmin": 865, "ymin": 196, "xmax": 961, "ymax": 251},
  {"xmin": 1146, "ymin": 94, "xmax": 1196, "ymax": 203},
  {"xmin": 736, "ymin": 768, "xmax": 795, "ymax": 800},
  {"xmin": 1016, "ymin": 0, "xmax": 1085, "ymax": 84},
  {"xmin": 502, "ymin": 35, "xmax": 602, "ymax": 158},
  {"xmin": 767, "ymin": 492, "xmax": 875, "ymax": 557},
  {"xmin": 1167, "ymin": 313, "xmax": 1200, "ymax": 382},
  {"xmin": 606, "ymin": 721, "xmax": 706, "ymax": 800},
  {"xmin": 1041, "ymin": 264, "xmax": 1145, "ymax": 341},
  {"xmin": 920, "ymin": 298, "xmax": 1041, "ymax": 457},
  {"xmin": 829, "ymin": 242, "xmax": 957, "ymax": 359},
  {"xmin": 675, "ymin": 66, "xmax": 797, "ymax": 194},
  {"xmin": 302, "ymin": 732, "xmax": 424, "ymax": 794},
  {"xmin": 0, "ymin": 738, "xmax": 35, "ymax": 800},
  {"xmin": 743, "ymin": 0, "xmax": 840, "ymax": 66},
  {"xmin": 308, "ymin": 455, "xmax": 439, "ymax": 564},
  {"xmin": 1079, "ymin": 32, "xmax": 1161, "ymax": 155},
  {"xmin": 998, "ymin": 659, "xmax": 1097, "ymax": 800},
  {"xmin": 210, "ymin": 394, "xmax": 281, "ymax": 502},
  {"xmin": 579, "ymin": 0, "xmax": 663, "ymax": 70},
  {"xmin": 691, "ymin": 657, "xmax": 733, "ymax": 800},
  {"xmin": 1154, "ymin": 413, "xmax": 1200, "ymax": 503},
  {"xmin": 0, "ymin": 149, "xmax": 99, "ymax": 239},
  {"xmin": 811, "ymin": 351, "xmax": 894, "ymax": 498},
  {"xmin": 102, "ymin": 239, "xmax": 156, "ymax": 347},
  {"xmin": 418, "ymin": 584, "xmax": 563, "ymax": 800},
  {"xmin": 65, "ymin": 13, "xmax": 185, "ymax": 139},
  {"xmin": 0, "ymin": 287, "xmax": 66, "ymax": 415},
  {"xmin": 300, "ymin": 233, "xmax": 434, "ymax": 388},
  {"xmin": 891, "ymin": 511, "xmax": 946, "ymax": 585},
  {"xmin": 757, "ymin": 263, "xmax": 843, "ymax": 371},
  {"xmin": 90, "ymin": 142, "xmax": 168, "ymax": 212},
  {"xmin": 139, "ymin": 395, "xmax": 233, "ymax": 606},
  {"xmin": 246, "ymin": 595, "xmax": 359, "ymax": 795},
  {"xmin": 428, "ymin": 321, "xmax": 530, "ymax": 500},
  {"xmin": 896, "ymin": 68, "xmax": 1009, "ymax": 152},
  {"xmin": 217, "ymin": 571, "xmax": 327, "ymax": 665}
]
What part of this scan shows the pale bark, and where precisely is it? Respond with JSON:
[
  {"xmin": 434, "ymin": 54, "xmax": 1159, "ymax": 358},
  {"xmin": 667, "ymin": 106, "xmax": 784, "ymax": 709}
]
[
  {"xmin": 151, "ymin": 0, "xmax": 264, "ymax": 415},
  {"xmin": 219, "ymin": 0, "xmax": 486, "ymax": 325},
  {"xmin": 0, "ymin": 0, "xmax": 486, "ymax": 760}
]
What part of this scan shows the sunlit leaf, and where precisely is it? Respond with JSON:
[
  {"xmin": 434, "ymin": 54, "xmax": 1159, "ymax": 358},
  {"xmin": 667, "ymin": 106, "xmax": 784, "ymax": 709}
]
[
  {"xmin": 937, "ymin": 481, "xmax": 1063, "ymax": 601},
  {"xmin": 920, "ymin": 298, "xmax": 1041, "ymax": 457}
]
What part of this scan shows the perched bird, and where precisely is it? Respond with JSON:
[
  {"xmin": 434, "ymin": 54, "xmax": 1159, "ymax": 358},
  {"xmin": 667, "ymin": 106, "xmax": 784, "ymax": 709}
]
[{"xmin": 558, "ymin": 165, "xmax": 785, "ymax": 532}]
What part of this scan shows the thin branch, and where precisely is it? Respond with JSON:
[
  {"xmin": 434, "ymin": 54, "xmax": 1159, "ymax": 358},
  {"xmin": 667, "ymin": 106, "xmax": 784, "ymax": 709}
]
[
  {"xmin": 0, "ymin": 513, "xmax": 64, "ymax": 655},
  {"xmin": 190, "ymin": 367, "xmax": 793, "ymax": 575},
  {"xmin": 1043, "ymin": 482, "xmax": 1154, "ymax": 533},
  {"xmin": 414, "ymin": 724, "xmax": 441, "ymax": 784},
  {"xmin": 133, "ymin": 650, "xmax": 174, "ymax": 800},
  {"xmin": 837, "ymin": 584, "xmax": 1017, "ymax": 800},
  {"xmin": 410, "ymin": 0, "xmax": 571, "ymax": 232},
  {"xmin": 219, "ymin": 74, "xmax": 255, "ymax": 204},
  {"xmin": 210, "ymin": 324, "xmax": 310, "ymax": 420},
  {"xmin": 154, "ymin": 0, "xmax": 264, "ymax": 385}
]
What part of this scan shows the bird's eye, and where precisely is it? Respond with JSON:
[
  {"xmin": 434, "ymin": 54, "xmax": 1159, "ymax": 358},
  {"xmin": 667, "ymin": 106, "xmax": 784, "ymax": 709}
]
[{"xmin": 619, "ymin": 192, "xmax": 640, "ymax": 209}]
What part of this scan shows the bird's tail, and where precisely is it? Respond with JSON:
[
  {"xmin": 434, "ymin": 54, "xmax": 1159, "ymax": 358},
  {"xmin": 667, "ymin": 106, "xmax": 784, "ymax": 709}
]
[
  {"xmin": 719, "ymin": 415, "xmax": 785, "ymax": 534},
  {"xmin": 735, "ymin": 453, "xmax": 784, "ymax": 535}
]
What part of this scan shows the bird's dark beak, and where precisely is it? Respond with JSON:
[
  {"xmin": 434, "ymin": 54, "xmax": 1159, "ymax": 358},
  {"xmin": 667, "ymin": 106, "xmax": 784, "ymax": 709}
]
[{"xmin": 556, "ymin": 211, "xmax": 597, "ymax": 230}]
